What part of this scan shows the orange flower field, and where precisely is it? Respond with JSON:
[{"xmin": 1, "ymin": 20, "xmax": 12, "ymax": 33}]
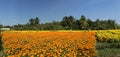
[{"xmin": 2, "ymin": 31, "xmax": 97, "ymax": 57}]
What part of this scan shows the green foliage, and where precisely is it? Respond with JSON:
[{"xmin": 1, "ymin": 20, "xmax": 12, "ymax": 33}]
[
  {"xmin": 87, "ymin": 19, "xmax": 94, "ymax": 30},
  {"xmin": 61, "ymin": 16, "xmax": 76, "ymax": 30},
  {"xmin": 1, "ymin": 15, "xmax": 120, "ymax": 30},
  {"xmin": 97, "ymin": 42, "xmax": 120, "ymax": 57},
  {"xmin": 97, "ymin": 42, "xmax": 120, "ymax": 50},
  {"xmin": 97, "ymin": 48, "xmax": 120, "ymax": 57},
  {"xmin": 79, "ymin": 15, "xmax": 89, "ymax": 30},
  {"xmin": 0, "ymin": 24, "xmax": 2, "ymax": 28}
]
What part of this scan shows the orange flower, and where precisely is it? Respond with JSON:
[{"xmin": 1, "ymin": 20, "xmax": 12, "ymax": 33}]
[
  {"xmin": 2, "ymin": 31, "xmax": 97, "ymax": 57},
  {"xmin": 40, "ymin": 54, "xmax": 44, "ymax": 57}
]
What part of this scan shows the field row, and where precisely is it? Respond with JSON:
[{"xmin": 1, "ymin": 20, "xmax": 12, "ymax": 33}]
[
  {"xmin": 96, "ymin": 30, "xmax": 120, "ymax": 42},
  {"xmin": 2, "ymin": 32, "xmax": 97, "ymax": 57}
]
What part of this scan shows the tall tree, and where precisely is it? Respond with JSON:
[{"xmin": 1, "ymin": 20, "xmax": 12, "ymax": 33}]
[
  {"xmin": 80, "ymin": 15, "xmax": 89, "ymax": 30},
  {"xmin": 28, "ymin": 17, "xmax": 40, "ymax": 30},
  {"xmin": 68, "ymin": 16, "xmax": 75, "ymax": 29},
  {"xmin": 29, "ymin": 18, "xmax": 34, "ymax": 26},
  {"xmin": 99, "ymin": 20, "xmax": 108, "ymax": 30},
  {"xmin": 61, "ymin": 16, "xmax": 68, "ymax": 27},
  {"xmin": 107, "ymin": 19, "xmax": 116, "ymax": 29},
  {"xmin": 87, "ymin": 19, "xmax": 94, "ymax": 30},
  {"xmin": 61, "ymin": 16, "xmax": 75, "ymax": 29},
  {"xmin": 35, "ymin": 17, "xmax": 40, "ymax": 25},
  {"xmin": 34, "ymin": 17, "xmax": 40, "ymax": 30},
  {"xmin": 93, "ymin": 19, "xmax": 101, "ymax": 30},
  {"xmin": 75, "ymin": 20, "xmax": 81, "ymax": 30}
]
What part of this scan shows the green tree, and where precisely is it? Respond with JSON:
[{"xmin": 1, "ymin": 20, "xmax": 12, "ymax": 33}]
[
  {"xmin": 93, "ymin": 19, "xmax": 101, "ymax": 30},
  {"xmin": 34, "ymin": 17, "xmax": 40, "ymax": 30},
  {"xmin": 35, "ymin": 17, "xmax": 40, "ymax": 25},
  {"xmin": 52, "ymin": 21, "xmax": 63, "ymax": 30},
  {"xmin": 29, "ymin": 18, "xmax": 34, "ymax": 26},
  {"xmin": 107, "ymin": 19, "xmax": 116, "ymax": 29},
  {"xmin": 69, "ymin": 16, "xmax": 76, "ymax": 29},
  {"xmin": 0, "ymin": 24, "xmax": 2, "ymax": 28},
  {"xmin": 61, "ymin": 16, "xmax": 68, "ymax": 29},
  {"xmin": 75, "ymin": 20, "xmax": 81, "ymax": 30},
  {"xmin": 99, "ymin": 20, "xmax": 108, "ymax": 30},
  {"xmin": 61, "ymin": 16, "xmax": 75, "ymax": 30},
  {"xmin": 80, "ymin": 15, "xmax": 89, "ymax": 30},
  {"xmin": 87, "ymin": 19, "xmax": 94, "ymax": 30},
  {"xmin": 28, "ymin": 17, "xmax": 40, "ymax": 30},
  {"xmin": 40, "ymin": 22, "xmax": 54, "ymax": 30}
]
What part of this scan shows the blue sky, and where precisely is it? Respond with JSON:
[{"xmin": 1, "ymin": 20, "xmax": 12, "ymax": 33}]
[{"xmin": 0, "ymin": 0, "xmax": 120, "ymax": 26}]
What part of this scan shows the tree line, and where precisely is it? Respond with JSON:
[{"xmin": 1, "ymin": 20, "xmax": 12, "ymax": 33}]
[{"xmin": 0, "ymin": 15, "xmax": 120, "ymax": 30}]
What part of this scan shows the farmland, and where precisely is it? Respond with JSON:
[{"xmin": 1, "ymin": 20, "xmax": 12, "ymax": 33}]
[
  {"xmin": 1, "ymin": 0, "xmax": 120, "ymax": 57},
  {"xmin": 0, "ymin": 30, "xmax": 120, "ymax": 57},
  {"xmin": 95, "ymin": 30, "xmax": 120, "ymax": 57},
  {"xmin": 1, "ymin": 31, "xmax": 97, "ymax": 57}
]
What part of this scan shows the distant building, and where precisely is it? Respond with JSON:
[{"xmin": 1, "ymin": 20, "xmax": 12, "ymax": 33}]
[{"xmin": 0, "ymin": 28, "xmax": 10, "ymax": 31}]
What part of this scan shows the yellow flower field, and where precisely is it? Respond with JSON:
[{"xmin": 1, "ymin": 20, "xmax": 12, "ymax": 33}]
[{"xmin": 96, "ymin": 30, "xmax": 120, "ymax": 42}]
